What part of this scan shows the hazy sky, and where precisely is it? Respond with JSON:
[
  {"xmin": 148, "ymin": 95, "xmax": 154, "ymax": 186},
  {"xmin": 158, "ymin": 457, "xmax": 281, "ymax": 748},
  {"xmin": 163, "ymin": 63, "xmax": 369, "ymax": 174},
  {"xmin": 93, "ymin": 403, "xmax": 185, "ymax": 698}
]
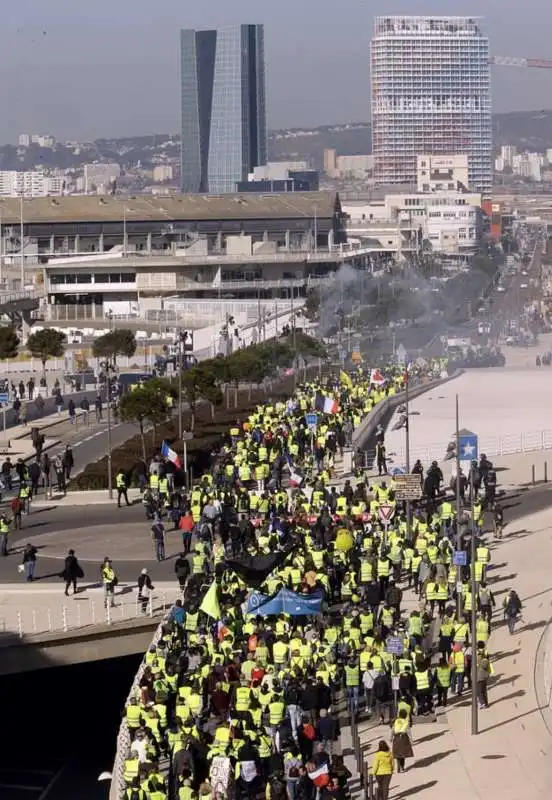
[{"xmin": 2, "ymin": 0, "xmax": 552, "ymax": 142}]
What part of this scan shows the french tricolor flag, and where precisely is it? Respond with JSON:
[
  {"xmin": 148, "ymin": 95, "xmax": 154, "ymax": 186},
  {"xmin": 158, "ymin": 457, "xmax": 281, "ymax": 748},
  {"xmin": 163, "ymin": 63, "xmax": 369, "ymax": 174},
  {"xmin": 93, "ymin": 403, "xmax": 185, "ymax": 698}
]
[
  {"xmin": 314, "ymin": 393, "xmax": 339, "ymax": 414},
  {"xmin": 161, "ymin": 440, "xmax": 183, "ymax": 469},
  {"xmin": 370, "ymin": 368, "xmax": 386, "ymax": 387},
  {"xmin": 308, "ymin": 762, "xmax": 330, "ymax": 787}
]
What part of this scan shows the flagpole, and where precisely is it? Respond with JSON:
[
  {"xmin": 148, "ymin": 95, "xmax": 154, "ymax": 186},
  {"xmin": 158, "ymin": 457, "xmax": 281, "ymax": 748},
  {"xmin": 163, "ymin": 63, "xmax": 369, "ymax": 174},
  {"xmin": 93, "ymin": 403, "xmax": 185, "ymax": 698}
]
[
  {"xmin": 455, "ymin": 394, "xmax": 462, "ymax": 619},
  {"xmin": 405, "ymin": 366, "xmax": 411, "ymax": 543}
]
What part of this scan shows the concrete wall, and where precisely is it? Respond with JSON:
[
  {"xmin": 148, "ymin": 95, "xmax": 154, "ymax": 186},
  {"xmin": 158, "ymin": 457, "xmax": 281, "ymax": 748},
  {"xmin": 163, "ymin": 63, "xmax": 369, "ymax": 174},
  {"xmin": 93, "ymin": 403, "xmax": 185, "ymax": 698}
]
[
  {"xmin": 352, "ymin": 370, "xmax": 463, "ymax": 453},
  {"xmin": 0, "ymin": 617, "xmax": 160, "ymax": 676}
]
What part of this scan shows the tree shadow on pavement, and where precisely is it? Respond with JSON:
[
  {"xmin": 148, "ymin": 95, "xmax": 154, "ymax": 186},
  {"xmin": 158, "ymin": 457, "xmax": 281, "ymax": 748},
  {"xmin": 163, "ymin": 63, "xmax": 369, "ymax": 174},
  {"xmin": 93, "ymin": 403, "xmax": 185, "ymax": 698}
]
[
  {"xmin": 488, "ymin": 572, "xmax": 518, "ymax": 586},
  {"xmin": 393, "ymin": 780, "xmax": 438, "ymax": 798},
  {"xmin": 492, "ymin": 648, "xmax": 521, "ymax": 662},
  {"xmin": 479, "ymin": 706, "xmax": 542, "ymax": 734},
  {"xmin": 414, "ymin": 731, "xmax": 447, "ymax": 745},
  {"xmin": 487, "ymin": 562, "xmax": 508, "ymax": 572},
  {"xmin": 413, "ymin": 749, "xmax": 456, "ymax": 769},
  {"xmin": 521, "ymin": 619, "xmax": 548, "ymax": 632}
]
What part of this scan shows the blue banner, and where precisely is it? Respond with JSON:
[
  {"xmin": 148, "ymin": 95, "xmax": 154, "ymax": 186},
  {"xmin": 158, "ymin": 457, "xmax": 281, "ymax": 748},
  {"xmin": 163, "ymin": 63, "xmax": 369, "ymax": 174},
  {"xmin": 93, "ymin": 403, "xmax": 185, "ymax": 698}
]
[{"xmin": 246, "ymin": 588, "xmax": 323, "ymax": 617}]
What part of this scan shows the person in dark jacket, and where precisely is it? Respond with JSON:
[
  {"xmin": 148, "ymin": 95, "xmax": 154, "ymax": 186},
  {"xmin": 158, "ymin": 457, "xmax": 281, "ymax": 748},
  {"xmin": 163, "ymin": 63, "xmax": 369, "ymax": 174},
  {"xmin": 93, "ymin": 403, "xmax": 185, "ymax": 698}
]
[
  {"xmin": 365, "ymin": 579, "xmax": 382, "ymax": 618},
  {"xmin": 315, "ymin": 709, "xmax": 341, "ymax": 756},
  {"xmin": 62, "ymin": 549, "xmax": 83, "ymax": 595},
  {"xmin": 174, "ymin": 552, "xmax": 190, "ymax": 589},
  {"xmin": 22, "ymin": 543, "xmax": 37, "ymax": 581},
  {"xmin": 137, "ymin": 568, "xmax": 154, "ymax": 613},
  {"xmin": 63, "ymin": 445, "xmax": 74, "ymax": 480}
]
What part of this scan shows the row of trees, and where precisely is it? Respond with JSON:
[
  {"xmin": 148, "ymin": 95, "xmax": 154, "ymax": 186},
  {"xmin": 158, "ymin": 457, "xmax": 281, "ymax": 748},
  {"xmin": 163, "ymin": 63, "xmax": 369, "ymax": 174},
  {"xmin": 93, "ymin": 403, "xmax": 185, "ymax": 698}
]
[
  {"xmin": 117, "ymin": 333, "xmax": 326, "ymax": 461},
  {"xmin": 0, "ymin": 326, "xmax": 139, "ymax": 375}
]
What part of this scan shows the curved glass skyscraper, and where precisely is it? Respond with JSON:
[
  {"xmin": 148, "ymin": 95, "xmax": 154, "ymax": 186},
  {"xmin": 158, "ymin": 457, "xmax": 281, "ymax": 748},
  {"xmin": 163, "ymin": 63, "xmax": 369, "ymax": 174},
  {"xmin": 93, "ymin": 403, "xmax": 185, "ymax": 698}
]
[
  {"xmin": 371, "ymin": 16, "xmax": 492, "ymax": 196},
  {"xmin": 180, "ymin": 24, "xmax": 267, "ymax": 194}
]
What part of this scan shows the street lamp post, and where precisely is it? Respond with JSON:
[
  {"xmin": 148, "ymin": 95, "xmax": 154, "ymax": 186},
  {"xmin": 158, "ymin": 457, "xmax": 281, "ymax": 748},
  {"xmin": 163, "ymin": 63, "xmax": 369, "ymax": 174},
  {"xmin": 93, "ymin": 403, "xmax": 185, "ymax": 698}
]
[
  {"xmin": 470, "ymin": 462, "xmax": 479, "ymax": 737},
  {"xmin": 20, "ymin": 193, "xmax": 25, "ymax": 288},
  {"xmin": 455, "ymin": 394, "xmax": 463, "ymax": 619},
  {"xmin": 404, "ymin": 366, "xmax": 411, "ymax": 542},
  {"xmin": 105, "ymin": 361, "xmax": 113, "ymax": 500}
]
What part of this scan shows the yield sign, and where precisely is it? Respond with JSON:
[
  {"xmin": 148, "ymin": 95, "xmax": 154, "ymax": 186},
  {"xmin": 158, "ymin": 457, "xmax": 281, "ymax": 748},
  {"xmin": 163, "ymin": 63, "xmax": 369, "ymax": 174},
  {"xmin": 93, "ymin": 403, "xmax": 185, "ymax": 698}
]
[{"xmin": 378, "ymin": 504, "xmax": 395, "ymax": 524}]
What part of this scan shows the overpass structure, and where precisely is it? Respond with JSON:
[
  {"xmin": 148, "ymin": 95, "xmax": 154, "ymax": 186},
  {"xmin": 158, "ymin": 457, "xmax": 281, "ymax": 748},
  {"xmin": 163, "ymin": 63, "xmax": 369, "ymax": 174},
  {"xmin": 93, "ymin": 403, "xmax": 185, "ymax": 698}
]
[{"xmin": 0, "ymin": 583, "xmax": 178, "ymax": 676}]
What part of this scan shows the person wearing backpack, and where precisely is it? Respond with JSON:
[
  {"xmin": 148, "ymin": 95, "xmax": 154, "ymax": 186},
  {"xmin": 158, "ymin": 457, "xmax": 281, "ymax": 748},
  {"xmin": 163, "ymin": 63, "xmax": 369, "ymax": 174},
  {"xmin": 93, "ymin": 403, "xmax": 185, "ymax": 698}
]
[
  {"xmin": 503, "ymin": 589, "xmax": 522, "ymax": 634},
  {"xmin": 124, "ymin": 778, "xmax": 146, "ymax": 800}
]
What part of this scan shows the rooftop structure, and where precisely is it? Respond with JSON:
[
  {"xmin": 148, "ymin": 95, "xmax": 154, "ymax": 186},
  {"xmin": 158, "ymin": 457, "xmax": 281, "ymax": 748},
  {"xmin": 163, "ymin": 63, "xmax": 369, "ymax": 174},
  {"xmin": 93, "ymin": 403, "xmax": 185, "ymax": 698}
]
[{"xmin": 371, "ymin": 16, "xmax": 492, "ymax": 195}]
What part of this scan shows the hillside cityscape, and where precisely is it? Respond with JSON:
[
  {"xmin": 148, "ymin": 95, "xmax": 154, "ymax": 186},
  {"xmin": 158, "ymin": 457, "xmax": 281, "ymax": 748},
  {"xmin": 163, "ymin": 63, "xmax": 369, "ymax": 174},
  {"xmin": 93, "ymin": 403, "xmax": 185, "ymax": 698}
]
[{"xmin": 3, "ymin": 109, "xmax": 552, "ymax": 199}]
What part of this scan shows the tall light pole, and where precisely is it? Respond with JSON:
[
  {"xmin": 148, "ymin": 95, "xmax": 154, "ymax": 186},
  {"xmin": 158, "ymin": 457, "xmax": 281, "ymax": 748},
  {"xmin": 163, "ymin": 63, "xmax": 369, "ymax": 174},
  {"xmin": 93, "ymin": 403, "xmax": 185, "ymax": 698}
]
[
  {"xmin": 0, "ymin": 207, "xmax": 3, "ymax": 287},
  {"xmin": 404, "ymin": 365, "xmax": 411, "ymax": 541},
  {"xmin": 470, "ymin": 463, "xmax": 479, "ymax": 736},
  {"xmin": 123, "ymin": 207, "xmax": 127, "ymax": 257},
  {"xmin": 20, "ymin": 193, "xmax": 25, "ymax": 288},
  {"xmin": 455, "ymin": 394, "xmax": 462, "ymax": 619},
  {"xmin": 105, "ymin": 360, "xmax": 113, "ymax": 500}
]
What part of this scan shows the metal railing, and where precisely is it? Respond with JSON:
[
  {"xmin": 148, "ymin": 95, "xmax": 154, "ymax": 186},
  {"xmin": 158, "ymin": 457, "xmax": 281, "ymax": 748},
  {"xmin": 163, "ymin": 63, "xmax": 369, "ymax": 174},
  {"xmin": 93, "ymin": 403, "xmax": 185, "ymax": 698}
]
[
  {"xmin": 110, "ymin": 618, "xmax": 166, "ymax": 800},
  {"xmin": 0, "ymin": 289, "xmax": 38, "ymax": 304},
  {"xmin": 379, "ymin": 428, "xmax": 552, "ymax": 469},
  {"xmin": 0, "ymin": 589, "xmax": 178, "ymax": 637}
]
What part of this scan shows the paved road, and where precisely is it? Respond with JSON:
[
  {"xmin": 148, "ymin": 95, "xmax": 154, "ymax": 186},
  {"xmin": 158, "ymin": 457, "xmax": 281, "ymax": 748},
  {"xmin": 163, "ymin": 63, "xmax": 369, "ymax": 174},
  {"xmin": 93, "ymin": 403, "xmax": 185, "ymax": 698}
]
[{"xmin": 0, "ymin": 472, "xmax": 549, "ymax": 590}]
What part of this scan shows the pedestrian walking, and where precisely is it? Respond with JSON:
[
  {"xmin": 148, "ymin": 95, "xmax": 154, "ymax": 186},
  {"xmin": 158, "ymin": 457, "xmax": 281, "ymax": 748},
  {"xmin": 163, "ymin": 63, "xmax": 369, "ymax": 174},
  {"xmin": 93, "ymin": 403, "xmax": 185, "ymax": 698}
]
[
  {"xmin": 0, "ymin": 514, "xmax": 9, "ymax": 556},
  {"xmin": 370, "ymin": 741, "xmax": 393, "ymax": 800},
  {"xmin": 151, "ymin": 516, "xmax": 165, "ymax": 561},
  {"xmin": 63, "ymin": 445, "xmax": 74, "ymax": 480},
  {"xmin": 137, "ymin": 568, "xmax": 154, "ymax": 613},
  {"xmin": 10, "ymin": 496, "xmax": 23, "ymax": 530},
  {"xmin": 174, "ymin": 551, "xmax": 190, "ymax": 590},
  {"xmin": 116, "ymin": 469, "xmax": 130, "ymax": 507},
  {"xmin": 391, "ymin": 709, "xmax": 413, "ymax": 773},
  {"xmin": 101, "ymin": 558, "xmax": 117, "ymax": 608},
  {"xmin": 503, "ymin": 589, "xmax": 522, "ymax": 634},
  {"xmin": 61, "ymin": 549, "xmax": 84, "ymax": 595},
  {"xmin": 53, "ymin": 455, "xmax": 66, "ymax": 494},
  {"xmin": 477, "ymin": 651, "xmax": 492, "ymax": 709},
  {"xmin": 80, "ymin": 396, "xmax": 90, "ymax": 424},
  {"xmin": 68, "ymin": 398, "xmax": 76, "ymax": 424},
  {"xmin": 21, "ymin": 543, "xmax": 37, "ymax": 582}
]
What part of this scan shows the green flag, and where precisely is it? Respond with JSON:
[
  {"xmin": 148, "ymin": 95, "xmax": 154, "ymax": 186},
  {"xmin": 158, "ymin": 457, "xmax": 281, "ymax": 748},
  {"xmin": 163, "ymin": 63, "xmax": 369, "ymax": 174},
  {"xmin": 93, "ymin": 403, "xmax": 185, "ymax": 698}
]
[{"xmin": 200, "ymin": 579, "xmax": 221, "ymax": 620}]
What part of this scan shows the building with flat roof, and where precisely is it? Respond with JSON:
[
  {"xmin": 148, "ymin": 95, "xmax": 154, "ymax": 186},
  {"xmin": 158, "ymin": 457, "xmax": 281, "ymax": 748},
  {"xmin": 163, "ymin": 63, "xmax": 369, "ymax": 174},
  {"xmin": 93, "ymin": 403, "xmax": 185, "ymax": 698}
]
[
  {"xmin": 416, "ymin": 154, "xmax": 470, "ymax": 193},
  {"xmin": 180, "ymin": 24, "xmax": 267, "ymax": 194},
  {"xmin": 371, "ymin": 16, "xmax": 492, "ymax": 195}
]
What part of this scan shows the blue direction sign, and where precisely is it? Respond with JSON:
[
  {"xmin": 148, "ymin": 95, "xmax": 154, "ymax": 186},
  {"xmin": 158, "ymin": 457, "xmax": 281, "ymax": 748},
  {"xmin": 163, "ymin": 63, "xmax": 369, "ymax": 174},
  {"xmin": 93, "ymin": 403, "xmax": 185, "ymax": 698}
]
[
  {"xmin": 386, "ymin": 636, "xmax": 404, "ymax": 656},
  {"xmin": 305, "ymin": 413, "xmax": 318, "ymax": 430},
  {"xmin": 453, "ymin": 550, "xmax": 468, "ymax": 567},
  {"xmin": 458, "ymin": 431, "xmax": 478, "ymax": 461},
  {"xmin": 0, "ymin": 393, "xmax": 9, "ymax": 406}
]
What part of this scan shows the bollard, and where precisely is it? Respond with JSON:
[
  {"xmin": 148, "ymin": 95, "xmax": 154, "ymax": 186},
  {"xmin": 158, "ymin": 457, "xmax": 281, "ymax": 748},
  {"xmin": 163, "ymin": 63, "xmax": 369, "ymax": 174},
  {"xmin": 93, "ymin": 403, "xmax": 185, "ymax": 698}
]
[
  {"xmin": 545, "ymin": 462, "xmax": 549, "ymax": 483},
  {"xmin": 17, "ymin": 610, "xmax": 23, "ymax": 637},
  {"xmin": 532, "ymin": 464, "xmax": 536, "ymax": 484},
  {"xmin": 62, "ymin": 606, "xmax": 68, "ymax": 632}
]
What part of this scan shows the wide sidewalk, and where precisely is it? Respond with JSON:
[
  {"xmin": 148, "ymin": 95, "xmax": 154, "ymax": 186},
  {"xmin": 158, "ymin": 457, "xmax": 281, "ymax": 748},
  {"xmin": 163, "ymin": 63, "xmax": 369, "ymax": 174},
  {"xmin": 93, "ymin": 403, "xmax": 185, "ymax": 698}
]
[
  {"xmin": 0, "ymin": 579, "xmax": 181, "ymax": 636},
  {"xmin": 357, "ymin": 504, "xmax": 552, "ymax": 800}
]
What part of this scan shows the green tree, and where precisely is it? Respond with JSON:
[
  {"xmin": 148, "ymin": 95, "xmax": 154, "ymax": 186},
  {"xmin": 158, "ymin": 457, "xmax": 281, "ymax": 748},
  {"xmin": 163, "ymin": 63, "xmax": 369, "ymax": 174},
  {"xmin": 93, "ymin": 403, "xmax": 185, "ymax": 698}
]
[
  {"xmin": 119, "ymin": 381, "xmax": 170, "ymax": 462},
  {"xmin": 303, "ymin": 289, "xmax": 320, "ymax": 321},
  {"xmin": 92, "ymin": 329, "xmax": 137, "ymax": 363},
  {"xmin": 181, "ymin": 366, "xmax": 222, "ymax": 430},
  {"xmin": 26, "ymin": 328, "xmax": 66, "ymax": 377},
  {"xmin": 0, "ymin": 326, "xmax": 20, "ymax": 360}
]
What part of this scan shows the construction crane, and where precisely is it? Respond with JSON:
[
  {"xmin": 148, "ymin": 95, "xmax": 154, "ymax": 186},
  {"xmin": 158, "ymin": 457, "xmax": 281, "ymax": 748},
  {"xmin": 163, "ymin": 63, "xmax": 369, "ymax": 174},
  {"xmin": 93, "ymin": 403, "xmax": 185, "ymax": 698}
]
[{"xmin": 491, "ymin": 56, "xmax": 552, "ymax": 70}]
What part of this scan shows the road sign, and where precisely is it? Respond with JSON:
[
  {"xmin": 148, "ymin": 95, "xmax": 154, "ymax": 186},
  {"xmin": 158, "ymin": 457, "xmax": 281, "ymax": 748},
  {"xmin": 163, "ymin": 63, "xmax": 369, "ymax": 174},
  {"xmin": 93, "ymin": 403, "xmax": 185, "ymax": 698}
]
[
  {"xmin": 458, "ymin": 429, "xmax": 478, "ymax": 461},
  {"xmin": 305, "ymin": 413, "xmax": 318, "ymax": 431},
  {"xmin": 393, "ymin": 473, "xmax": 422, "ymax": 500},
  {"xmin": 182, "ymin": 432, "xmax": 193, "ymax": 441},
  {"xmin": 378, "ymin": 504, "xmax": 395, "ymax": 524},
  {"xmin": 0, "ymin": 393, "xmax": 9, "ymax": 406},
  {"xmin": 351, "ymin": 351, "xmax": 362, "ymax": 363},
  {"xmin": 386, "ymin": 636, "xmax": 404, "ymax": 656},
  {"xmin": 456, "ymin": 581, "xmax": 464, "ymax": 595},
  {"xmin": 453, "ymin": 550, "xmax": 468, "ymax": 567}
]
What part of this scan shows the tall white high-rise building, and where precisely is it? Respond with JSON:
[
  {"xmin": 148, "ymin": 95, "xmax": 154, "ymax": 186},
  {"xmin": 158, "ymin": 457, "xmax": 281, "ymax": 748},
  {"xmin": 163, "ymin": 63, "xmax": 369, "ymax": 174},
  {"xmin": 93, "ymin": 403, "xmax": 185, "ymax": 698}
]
[{"xmin": 371, "ymin": 16, "xmax": 492, "ymax": 195}]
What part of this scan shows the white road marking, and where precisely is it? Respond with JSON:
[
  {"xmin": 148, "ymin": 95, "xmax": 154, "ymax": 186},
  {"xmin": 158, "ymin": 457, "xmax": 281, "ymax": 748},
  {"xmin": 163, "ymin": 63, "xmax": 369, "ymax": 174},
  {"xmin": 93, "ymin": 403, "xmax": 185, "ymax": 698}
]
[{"xmin": 37, "ymin": 762, "xmax": 69, "ymax": 800}]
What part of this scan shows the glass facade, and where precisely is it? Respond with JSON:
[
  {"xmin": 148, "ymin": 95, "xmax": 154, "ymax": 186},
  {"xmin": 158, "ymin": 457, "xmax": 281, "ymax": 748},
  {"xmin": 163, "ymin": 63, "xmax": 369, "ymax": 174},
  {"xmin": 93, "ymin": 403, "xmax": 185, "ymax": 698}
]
[
  {"xmin": 371, "ymin": 16, "xmax": 492, "ymax": 196},
  {"xmin": 180, "ymin": 24, "xmax": 267, "ymax": 194}
]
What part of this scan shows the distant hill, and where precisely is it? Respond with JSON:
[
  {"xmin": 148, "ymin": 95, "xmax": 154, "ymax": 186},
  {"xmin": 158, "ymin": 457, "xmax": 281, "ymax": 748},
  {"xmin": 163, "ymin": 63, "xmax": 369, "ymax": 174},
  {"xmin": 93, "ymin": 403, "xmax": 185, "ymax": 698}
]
[{"xmin": 267, "ymin": 111, "xmax": 552, "ymax": 168}]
